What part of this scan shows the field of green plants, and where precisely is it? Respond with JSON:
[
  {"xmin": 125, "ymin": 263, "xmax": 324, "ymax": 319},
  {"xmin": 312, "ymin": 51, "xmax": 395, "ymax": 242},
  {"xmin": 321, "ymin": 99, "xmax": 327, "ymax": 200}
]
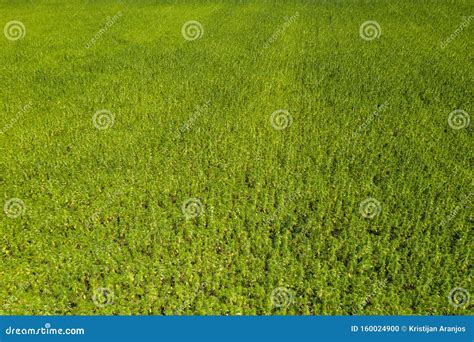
[{"xmin": 1, "ymin": 0, "xmax": 472, "ymax": 315}]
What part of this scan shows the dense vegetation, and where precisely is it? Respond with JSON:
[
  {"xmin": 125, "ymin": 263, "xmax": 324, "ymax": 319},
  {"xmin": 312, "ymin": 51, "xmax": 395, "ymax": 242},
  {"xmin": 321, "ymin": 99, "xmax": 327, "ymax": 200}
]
[{"xmin": 1, "ymin": 0, "xmax": 472, "ymax": 315}]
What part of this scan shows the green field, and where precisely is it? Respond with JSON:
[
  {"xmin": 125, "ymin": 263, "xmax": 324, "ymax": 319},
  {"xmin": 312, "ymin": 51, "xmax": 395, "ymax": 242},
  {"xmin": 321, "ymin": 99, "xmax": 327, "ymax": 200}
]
[{"xmin": 1, "ymin": 0, "xmax": 472, "ymax": 315}]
